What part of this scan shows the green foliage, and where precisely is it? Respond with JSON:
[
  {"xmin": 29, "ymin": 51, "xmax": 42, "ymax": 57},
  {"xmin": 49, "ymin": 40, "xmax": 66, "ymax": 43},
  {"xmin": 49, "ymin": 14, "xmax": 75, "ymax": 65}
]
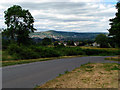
[
  {"xmin": 4, "ymin": 5, "xmax": 36, "ymax": 45},
  {"xmin": 7, "ymin": 44, "xmax": 39, "ymax": 59},
  {"xmin": 2, "ymin": 51, "xmax": 15, "ymax": 61},
  {"xmin": 58, "ymin": 74, "xmax": 62, "ymax": 77},
  {"xmin": 2, "ymin": 39, "xmax": 10, "ymax": 49},
  {"xmin": 3, "ymin": 43, "xmax": 119, "ymax": 60},
  {"xmin": 55, "ymin": 47, "xmax": 85, "ymax": 56},
  {"xmin": 95, "ymin": 34, "xmax": 109, "ymax": 48},
  {"xmin": 54, "ymin": 41, "xmax": 59, "ymax": 46},
  {"xmin": 103, "ymin": 63, "xmax": 120, "ymax": 71},
  {"xmin": 83, "ymin": 49, "xmax": 119, "ymax": 56},
  {"xmin": 56, "ymin": 43, "xmax": 65, "ymax": 48},
  {"xmin": 67, "ymin": 41, "xmax": 74, "ymax": 46},
  {"xmin": 108, "ymin": 1, "xmax": 120, "ymax": 47},
  {"xmin": 107, "ymin": 37, "xmax": 116, "ymax": 48},
  {"xmin": 111, "ymin": 66, "xmax": 120, "ymax": 70},
  {"xmin": 6, "ymin": 44, "xmax": 61, "ymax": 60},
  {"xmin": 64, "ymin": 70, "xmax": 69, "ymax": 74},
  {"xmin": 41, "ymin": 37, "xmax": 52, "ymax": 46}
]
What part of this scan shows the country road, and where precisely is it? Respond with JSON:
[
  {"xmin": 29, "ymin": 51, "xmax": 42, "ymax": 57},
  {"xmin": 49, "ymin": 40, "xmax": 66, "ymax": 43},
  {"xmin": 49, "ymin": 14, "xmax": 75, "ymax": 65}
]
[{"xmin": 2, "ymin": 56, "xmax": 118, "ymax": 88}]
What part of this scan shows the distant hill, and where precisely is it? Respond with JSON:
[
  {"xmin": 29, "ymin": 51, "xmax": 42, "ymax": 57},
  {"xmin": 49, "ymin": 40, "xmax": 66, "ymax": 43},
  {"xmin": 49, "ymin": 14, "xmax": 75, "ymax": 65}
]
[{"xmin": 30, "ymin": 30, "xmax": 108, "ymax": 41}]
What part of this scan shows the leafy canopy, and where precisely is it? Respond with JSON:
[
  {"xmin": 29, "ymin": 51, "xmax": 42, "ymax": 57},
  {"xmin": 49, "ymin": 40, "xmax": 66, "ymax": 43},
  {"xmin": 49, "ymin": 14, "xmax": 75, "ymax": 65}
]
[
  {"xmin": 4, "ymin": 5, "xmax": 36, "ymax": 45},
  {"xmin": 95, "ymin": 34, "xmax": 108, "ymax": 48},
  {"xmin": 108, "ymin": 1, "xmax": 120, "ymax": 47}
]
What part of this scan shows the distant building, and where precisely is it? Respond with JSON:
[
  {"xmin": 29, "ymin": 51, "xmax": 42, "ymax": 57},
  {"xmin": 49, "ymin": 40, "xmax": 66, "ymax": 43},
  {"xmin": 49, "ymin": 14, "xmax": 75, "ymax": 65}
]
[
  {"xmin": 58, "ymin": 42, "xmax": 67, "ymax": 46},
  {"xmin": 74, "ymin": 42, "xmax": 80, "ymax": 46},
  {"xmin": 63, "ymin": 42, "xmax": 67, "ymax": 46},
  {"xmin": 92, "ymin": 42, "xmax": 100, "ymax": 47},
  {"xmin": 58, "ymin": 42, "xmax": 61, "ymax": 45}
]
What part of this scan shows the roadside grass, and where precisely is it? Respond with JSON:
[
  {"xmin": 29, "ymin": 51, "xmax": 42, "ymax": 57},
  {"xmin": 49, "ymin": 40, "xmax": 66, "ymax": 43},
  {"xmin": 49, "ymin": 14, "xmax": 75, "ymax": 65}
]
[
  {"xmin": 2, "ymin": 51, "xmax": 15, "ymax": 61},
  {"xmin": 36, "ymin": 63, "xmax": 119, "ymax": 88},
  {"xmin": 2, "ymin": 46, "xmax": 119, "ymax": 66},
  {"xmin": 80, "ymin": 46, "xmax": 119, "ymax": 51},
  {"xmin": 2, "ymin": 55, "xmax": 82, "ymax": 67},
  {"xmin": 105, "ymin": 56, "xmax": 120, "ymax": 61}
]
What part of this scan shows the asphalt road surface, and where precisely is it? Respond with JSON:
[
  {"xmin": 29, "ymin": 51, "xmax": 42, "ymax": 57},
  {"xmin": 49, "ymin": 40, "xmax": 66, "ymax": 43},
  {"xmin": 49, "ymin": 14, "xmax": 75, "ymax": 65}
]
[{"xmin": 2, "ymin": 56, "xmax": 118, "ymax": 88}]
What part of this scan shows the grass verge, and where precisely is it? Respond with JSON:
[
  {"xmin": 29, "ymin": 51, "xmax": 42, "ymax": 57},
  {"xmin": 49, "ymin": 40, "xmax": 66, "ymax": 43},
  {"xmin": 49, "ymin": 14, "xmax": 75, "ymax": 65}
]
[
  {"xmin": 105, "ymin": 56, "xmax": 120, "ymax": 61},
  {"xmin": 36, "ymin": 63, "xmax": 119, "ymax": 88},
  {"xmin": 2, "ymin": 55, "xmax": 82, "ymax": 67},
  {"xmin": 80, "ymin": 46, "xmax": 119, "ymax": 51}
]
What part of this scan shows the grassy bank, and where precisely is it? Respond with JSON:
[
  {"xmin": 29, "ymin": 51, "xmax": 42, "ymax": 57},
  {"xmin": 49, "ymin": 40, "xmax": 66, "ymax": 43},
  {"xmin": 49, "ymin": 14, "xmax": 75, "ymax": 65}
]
[
  {"xmin": 105, "ymin": 56, "xmax": 120, "ymax": 61},
  {"xmin": 37, "ymin": 63, "xmax": 119, "ymax": 88},
  {"xmin": 2, "ymin": 55, "xmax": 82, "ymax": 67}
]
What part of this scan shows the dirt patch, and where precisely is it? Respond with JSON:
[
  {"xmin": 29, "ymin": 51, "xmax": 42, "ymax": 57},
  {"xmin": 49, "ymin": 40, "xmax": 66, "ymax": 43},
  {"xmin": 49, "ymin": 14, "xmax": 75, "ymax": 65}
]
[{"xmin": 38, "ymin": 63, "xmax": 119, "ymax": 88}]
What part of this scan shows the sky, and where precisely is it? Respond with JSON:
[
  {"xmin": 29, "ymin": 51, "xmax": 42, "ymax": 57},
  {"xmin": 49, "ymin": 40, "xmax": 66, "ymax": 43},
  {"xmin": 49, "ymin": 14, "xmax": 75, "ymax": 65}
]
[{"xmin": 0, "ymin": 0, "xmax": 118, "ymax": 32}]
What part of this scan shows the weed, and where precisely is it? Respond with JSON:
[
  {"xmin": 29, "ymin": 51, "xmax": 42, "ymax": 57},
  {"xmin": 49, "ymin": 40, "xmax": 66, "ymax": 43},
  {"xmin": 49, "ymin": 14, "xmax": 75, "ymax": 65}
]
[
  {"xmin": 64, "ymin": 70, "xmax": 69, "ymax": 74},
  {"xmin": 58, "ymin": 74, "xmax": 62, "ymax": 77},
  {"xmin": 111, "ymin": 66, "xmax": 120, "ymax": 70}
]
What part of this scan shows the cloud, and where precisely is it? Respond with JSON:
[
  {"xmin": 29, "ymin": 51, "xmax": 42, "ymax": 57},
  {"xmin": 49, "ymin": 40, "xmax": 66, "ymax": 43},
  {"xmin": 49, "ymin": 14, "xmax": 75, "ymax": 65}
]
[{"xmin": 0, "ymin": 0, "xmax": 117, "ymax": 32}]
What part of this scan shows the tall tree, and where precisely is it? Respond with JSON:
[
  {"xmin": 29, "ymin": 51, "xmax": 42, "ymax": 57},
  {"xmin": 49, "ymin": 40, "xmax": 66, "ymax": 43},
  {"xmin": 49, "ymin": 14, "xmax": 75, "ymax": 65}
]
[
  {"xmin": 42, "ymin": 37, "xmax": 52, "ymax": 46},
  {"xmin": 95, "ymin": 34, "xmax": 109, "ymax": 48},
  {"xmin": 4, "ymin": 5, "xmax": 36, "ymax": 45},
  {"xmin": 108, "ymin": 1, "xmax": 120, "ymax": 47}
]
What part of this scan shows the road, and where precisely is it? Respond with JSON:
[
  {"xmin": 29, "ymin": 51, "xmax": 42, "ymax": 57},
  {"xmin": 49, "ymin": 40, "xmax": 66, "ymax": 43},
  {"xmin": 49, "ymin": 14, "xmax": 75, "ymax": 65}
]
[{"xmin": 2, "ymin": 56, "xmax": 118, "ymax": 88}]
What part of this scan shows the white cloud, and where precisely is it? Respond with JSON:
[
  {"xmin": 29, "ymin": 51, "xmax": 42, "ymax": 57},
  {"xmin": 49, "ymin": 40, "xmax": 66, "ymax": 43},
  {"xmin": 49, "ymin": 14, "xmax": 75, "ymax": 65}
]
[{"xmin": 0, "ymin": 0, "xmax": 117, "ymax": 32}]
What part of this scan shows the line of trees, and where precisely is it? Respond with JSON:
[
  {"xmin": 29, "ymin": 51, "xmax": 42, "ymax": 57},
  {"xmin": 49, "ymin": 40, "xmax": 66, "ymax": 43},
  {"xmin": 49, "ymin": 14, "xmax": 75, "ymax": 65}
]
[{"xmin": 108, "ymin": 1, "xmax": 120, "ymax": 48}]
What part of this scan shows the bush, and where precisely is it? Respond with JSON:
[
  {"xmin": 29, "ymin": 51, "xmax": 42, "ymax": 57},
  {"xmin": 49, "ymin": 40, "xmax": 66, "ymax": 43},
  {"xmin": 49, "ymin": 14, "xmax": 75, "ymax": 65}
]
[
  {"xmin": 83, "ymin": 49, "xmax": 119, "ymax": 56},
  {"xmin": 55, "ymin": 47, "xmax": 85, "ymax": 56},
  {"xmin": 7, "ymin": 43, "xmax": 22, "ymax": 55},
  {"xmin": 7, "ymin": 44, "xmax": 40, "ymax": 60},
  {"xmin": 5, "ymin": 44, "xmax": 119, "ymax": 60},
  {"xmin": 17, "ymin": 48, "xmax": 40, "ymax": 59}
]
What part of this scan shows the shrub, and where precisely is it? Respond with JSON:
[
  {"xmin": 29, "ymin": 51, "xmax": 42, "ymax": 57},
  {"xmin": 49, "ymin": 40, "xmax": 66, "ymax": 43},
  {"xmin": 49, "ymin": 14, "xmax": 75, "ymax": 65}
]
[
  {"xmin": 83, "ymin": 49, "xmax": 119, "ymax": 56},
  {"xmin": 56, "ymin": 47, "xmax": 84, "ymax": 56},
  {"xmin": 7, "ymin": 44, "xmax": 40, "ymax": 60},
  {"xmin": 6, "ymin": 44, "xmax": 119, "ymax": 60},
  {"xmin": 38, "ymin": 47, "xmax": 61, "ymax": 57},
  {"xmin": 17, "ymin": 48, "xmax": 40, "ymax": 59},
  {"xmin": 7, "ymin": 43, "xmax": 22, "ymax": 55}
]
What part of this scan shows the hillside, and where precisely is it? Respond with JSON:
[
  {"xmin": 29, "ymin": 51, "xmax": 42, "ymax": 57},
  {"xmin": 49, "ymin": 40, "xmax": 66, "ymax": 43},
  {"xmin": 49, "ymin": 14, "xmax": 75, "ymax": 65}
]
[{"xmin": 30, "ymin": 30, "xmax": 108, "ymax": 41}]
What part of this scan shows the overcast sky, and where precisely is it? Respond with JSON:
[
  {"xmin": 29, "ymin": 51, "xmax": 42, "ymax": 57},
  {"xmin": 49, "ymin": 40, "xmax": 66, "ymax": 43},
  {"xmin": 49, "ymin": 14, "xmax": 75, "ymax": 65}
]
[{"xmin": 0, "ymin": 0, "xmax": 118, "ymax": 32}]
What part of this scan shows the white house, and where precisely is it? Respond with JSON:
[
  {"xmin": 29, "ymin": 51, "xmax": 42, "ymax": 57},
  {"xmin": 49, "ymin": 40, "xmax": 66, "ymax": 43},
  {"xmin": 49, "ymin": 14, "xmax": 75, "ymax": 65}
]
[{"xmin": 92, "ymin": 42, "xmax": 100, "ymax": 47}]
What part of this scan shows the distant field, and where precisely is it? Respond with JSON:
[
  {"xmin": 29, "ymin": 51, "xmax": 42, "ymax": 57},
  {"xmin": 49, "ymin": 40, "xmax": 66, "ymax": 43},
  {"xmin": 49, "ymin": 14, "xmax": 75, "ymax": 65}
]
[
  {"xmin": 81, "ymin": 46, "xmax": 119, "ymax": 51},
  {"xmin": 38, "ymin": 63, "xmax": 119, "ymax": 88}
]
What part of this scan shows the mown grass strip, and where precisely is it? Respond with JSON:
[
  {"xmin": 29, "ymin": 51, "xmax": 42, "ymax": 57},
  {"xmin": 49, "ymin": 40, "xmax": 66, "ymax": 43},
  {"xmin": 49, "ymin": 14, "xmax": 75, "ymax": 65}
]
[{"xmin": 2, "ymin": 55, "xmax": 82, "ymax": 67}]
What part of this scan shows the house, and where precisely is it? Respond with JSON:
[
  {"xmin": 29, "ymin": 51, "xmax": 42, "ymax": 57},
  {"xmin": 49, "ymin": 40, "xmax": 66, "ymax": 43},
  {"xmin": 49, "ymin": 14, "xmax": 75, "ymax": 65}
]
[
  {"xmin": 58, "ymin": 42, "xmax": 62, "ymax": 45},
  {"xmin": 58, "ymin": 42, "xmax": 67, "ymax": 46},
  {"xmin": 74, "ymin": 42, "xmax": 80, "ymax": 46},
  {"xmin": 63, "ymin": 42, "xmax": 67, "ymax": 46},
  {"xmin": 92, "ymin": 42, "xmax": 100, "ymax": 47}
]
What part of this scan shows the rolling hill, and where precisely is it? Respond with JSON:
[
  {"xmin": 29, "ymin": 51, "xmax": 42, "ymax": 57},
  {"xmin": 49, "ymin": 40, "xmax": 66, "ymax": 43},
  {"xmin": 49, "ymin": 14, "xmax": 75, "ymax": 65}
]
[{"xmin": 30, "ymin": 30, "xmax": 108, "ymax": 41}]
